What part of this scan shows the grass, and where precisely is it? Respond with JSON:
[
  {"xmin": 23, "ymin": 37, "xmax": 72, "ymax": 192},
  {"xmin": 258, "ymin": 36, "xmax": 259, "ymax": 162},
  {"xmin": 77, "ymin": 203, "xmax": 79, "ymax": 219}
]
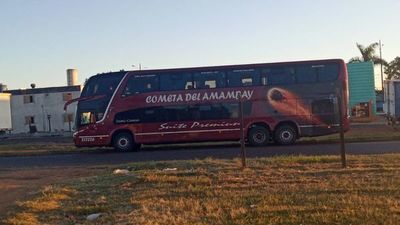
[{"xmin": 3, "ymin": 154, "xmax": 400, "ymax": 225}]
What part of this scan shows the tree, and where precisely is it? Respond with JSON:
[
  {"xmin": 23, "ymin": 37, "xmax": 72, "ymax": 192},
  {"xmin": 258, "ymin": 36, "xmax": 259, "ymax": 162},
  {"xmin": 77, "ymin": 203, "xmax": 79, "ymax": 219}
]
[
  {"xmin": 349, "ymin": 42, "xmax": 387, "ymax": 66},
  {"xmin": 386, "ymin": 57, "xmax": 400, "ymax": 80}
]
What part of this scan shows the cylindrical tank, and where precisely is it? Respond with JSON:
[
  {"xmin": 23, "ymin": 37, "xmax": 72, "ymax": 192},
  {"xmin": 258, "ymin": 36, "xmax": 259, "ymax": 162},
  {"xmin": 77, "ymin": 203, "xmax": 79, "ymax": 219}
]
[
  {"xmin": 0, "ymin": 83, "xmax": 7, "ymax": 92},
  {"xmin": 66, "ymin": 69, "xmax": 78, "ymax": 86}
]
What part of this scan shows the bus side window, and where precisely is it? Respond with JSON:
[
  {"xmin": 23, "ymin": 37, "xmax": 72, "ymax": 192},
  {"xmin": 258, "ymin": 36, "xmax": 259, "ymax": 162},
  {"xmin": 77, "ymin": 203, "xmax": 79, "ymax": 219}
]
[
  {"xmin": 185, "ymin": 82, "xmax": 194, "ymax": 89},
  {"xmin": 193, "ymin": 71, "xmax": 226, "ymax": 89},
  {"xmin": 205, "ymin": 80, "xmax": 216, "ymax": 88},
  {"xmin": 261, "ymin": 75, "xmax": 267, "ymax": 85},
  {"xmin": 261, "ymin": 68, "xmax": 271, "ymax": 85},
  {"xmin": 160, "ymin": 73, "xmax": 193, "ymax": 91},
  {"xmin": 241, "ymin": 77, "xmax": 253, "ymax": 86},
  {"xmin": 227, "ymin": 69, "xmax": 259, "ymax": 87},
  {"xmin": 266, "ymin": 67, "xmax": 295, "ymax": 85},
  {"xmin": 318, "ymin": 64, "xmax": 339, "ymax": 82},
  {"xmin": 80, "ymin": 112, "xmax": 96, "ymax": 125},
  {"xmin": 312, "ymin": 99, "xmax": 334, "ymax": 114},
  {"xmin": 123, "ymin": 75, "xmax": 159, "ymax": 95},
  {"xmin": 296, "ymin": 65, "xmax": 317, "ymax": 84}
]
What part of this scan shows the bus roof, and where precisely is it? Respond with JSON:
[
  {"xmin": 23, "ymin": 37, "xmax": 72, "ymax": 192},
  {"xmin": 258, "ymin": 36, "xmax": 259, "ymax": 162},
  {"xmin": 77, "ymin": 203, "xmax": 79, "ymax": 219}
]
[{"xmin": 93, "ymin": 59, "xmax": 344, "ymax": 77}]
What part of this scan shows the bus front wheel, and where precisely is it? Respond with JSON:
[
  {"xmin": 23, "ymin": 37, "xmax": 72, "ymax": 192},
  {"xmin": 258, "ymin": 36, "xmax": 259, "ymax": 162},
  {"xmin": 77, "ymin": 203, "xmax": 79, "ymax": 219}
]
[
  {"xmin": 248, "ymin": 126, "xmax": 270, "ymax": 146},
  {"xmin": 274, "ymin": 125, "xmax": 297, "ymax": 145},
  {"xmin": 113, "ymin": 132, "xmax": 138, "ymax": 152}
]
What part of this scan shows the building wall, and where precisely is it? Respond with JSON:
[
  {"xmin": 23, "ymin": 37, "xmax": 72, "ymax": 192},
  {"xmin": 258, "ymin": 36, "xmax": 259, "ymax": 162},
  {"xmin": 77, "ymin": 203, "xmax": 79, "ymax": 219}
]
[
  {"xmin": 347, "ymin": 62, "xmax": 376, "ymax": 115},
  {"xmin": 0, "ymin": 93, "xmax": 11, "ymax": 131},
  {"xmin": 10, "ymin": 90, "xmax": 80, "ymax": 133}
]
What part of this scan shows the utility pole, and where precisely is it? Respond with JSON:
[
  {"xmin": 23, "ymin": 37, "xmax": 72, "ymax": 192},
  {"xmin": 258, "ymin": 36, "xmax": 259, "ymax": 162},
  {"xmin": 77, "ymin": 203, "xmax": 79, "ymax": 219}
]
[
  {"xmin": 336, "ymin": 87, "xmax": 346, "ymax": 168},
  {"xmin": 239, "ymin": 96, "xmax": 246, "ymax": 168},
  {"xmin": 338, "ymin": 96, "xmax": 346, "ymax": 168}
]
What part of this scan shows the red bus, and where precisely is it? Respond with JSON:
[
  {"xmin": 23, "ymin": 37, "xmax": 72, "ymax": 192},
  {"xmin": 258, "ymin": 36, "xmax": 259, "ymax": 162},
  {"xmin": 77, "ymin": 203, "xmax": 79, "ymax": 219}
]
[{"xmin": 68, "ymin": 59, "xmax": 349, "ymax": 151}]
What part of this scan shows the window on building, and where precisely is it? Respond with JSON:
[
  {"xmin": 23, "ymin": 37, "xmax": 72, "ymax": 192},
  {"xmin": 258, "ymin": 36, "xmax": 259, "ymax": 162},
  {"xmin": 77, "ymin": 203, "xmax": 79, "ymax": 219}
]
[
  {"xmin": 63, "ymin": 93, "xmax": 73, "ymax": 101},
  {"xmin": 23, "ymin": 95, "xmax": 34, "ymax": 104},
  {"xmin": 25, "ymin": 116, "xmax": 35, "ymax": 125}
]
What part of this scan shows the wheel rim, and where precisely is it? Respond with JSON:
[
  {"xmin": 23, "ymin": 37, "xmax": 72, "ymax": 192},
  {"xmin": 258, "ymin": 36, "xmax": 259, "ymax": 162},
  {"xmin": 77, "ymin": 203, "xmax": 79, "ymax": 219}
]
[
  {"xmin": 118, "ymin": 137, "xmax": 129, "ymax": 149},
  {"xmin": 281, "ymin": 130, "xmax": 293, "ymax": 142},
  {"xmin": 254, "ymin": 132, "xmax": 266, "ymax": 143}
]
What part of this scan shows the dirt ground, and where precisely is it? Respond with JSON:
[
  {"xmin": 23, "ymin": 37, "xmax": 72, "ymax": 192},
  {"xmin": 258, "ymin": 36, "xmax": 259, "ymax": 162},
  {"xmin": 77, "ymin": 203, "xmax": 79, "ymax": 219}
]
[{"xmin": 0, "ymin": 166, "xmax": 104, "ymax": 220}]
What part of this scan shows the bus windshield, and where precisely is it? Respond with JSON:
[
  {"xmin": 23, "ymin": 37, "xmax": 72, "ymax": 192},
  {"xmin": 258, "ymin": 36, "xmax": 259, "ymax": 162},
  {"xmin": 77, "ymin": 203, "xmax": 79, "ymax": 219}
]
[
  {"xmin": 77, "ymin": 72, "xmax": 125, "ymax": 127},
  {"xmin": 81, "ymin": 73, "xmax": 125, "ymax": 97}
]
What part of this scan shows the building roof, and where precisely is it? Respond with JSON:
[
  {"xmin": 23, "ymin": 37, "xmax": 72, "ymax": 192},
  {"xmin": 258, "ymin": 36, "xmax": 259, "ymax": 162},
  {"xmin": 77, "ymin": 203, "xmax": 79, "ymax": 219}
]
[{"xmin": 4, "ymin": 85, "xmax": 81, "ymax": 95}]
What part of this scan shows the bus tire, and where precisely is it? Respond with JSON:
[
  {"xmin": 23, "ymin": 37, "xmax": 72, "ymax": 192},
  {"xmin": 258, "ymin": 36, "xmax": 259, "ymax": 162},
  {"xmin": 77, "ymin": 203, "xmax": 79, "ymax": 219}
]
[
  {"xmin": 113, "ymin": 132, "xmax": 137, "ymax": 152},
  {"xmin": 274, "ymin": 125, "xmax": 297, "ymax": 145},
  {"xmin": 248, "ymin": 126, "xmax": 270, "ymax": 146}
]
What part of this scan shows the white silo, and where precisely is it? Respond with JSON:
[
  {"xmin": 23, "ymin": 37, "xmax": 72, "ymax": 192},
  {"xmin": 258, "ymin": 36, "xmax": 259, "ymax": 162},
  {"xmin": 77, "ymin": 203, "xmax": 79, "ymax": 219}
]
[{"xmin": 66, "ymin": 69, "xmax": 78, "ymax": 86}]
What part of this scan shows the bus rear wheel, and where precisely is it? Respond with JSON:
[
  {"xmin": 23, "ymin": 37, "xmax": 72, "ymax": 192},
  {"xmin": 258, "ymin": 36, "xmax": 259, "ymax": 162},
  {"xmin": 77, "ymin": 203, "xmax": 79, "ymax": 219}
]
[
  {"xmin": 113, "ymin": 132, "xmax": 139, "ymax": 152},
  {"xmin": 248, "ymin": 126, "xmax": 270, "ymax": 146},
  {"xmin": 274, "ymin": 125, "xmax": 297, "ymax": 145}
]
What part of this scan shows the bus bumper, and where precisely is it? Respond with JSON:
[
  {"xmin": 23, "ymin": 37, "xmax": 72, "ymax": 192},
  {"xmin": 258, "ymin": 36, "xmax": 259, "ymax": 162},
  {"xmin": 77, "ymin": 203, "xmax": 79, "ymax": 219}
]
[{"xmin": 73, "ymin": 133, "xmax": 111, "ymax": 147}]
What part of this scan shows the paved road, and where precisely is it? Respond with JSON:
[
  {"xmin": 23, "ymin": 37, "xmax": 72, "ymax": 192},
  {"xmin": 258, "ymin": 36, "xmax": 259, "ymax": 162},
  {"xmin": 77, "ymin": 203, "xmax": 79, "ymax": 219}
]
[{"xmin": 1, "ymin": 141, "xmax": 400, "ymax": 169}]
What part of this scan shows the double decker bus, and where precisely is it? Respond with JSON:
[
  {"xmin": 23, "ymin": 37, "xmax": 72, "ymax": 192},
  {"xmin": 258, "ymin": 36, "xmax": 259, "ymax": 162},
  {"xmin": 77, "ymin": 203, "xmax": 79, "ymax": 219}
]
[{"xmin": 67, "ymin": 59, "xmax": 349, "ymax": 151}]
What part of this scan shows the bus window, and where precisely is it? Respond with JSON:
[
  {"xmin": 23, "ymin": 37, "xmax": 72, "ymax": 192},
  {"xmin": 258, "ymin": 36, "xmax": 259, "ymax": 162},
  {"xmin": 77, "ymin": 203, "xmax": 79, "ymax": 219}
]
[
  {"xmin": 261, "ymin": 76, "xmax": 267, "ymax": 85},
  {"xmin": 312, "ymin": 99, "xmax": 334, "ymax": 114},
  {"xmin": 227, "ymin": 69, "xmax": 260, "ymax": 87},
  {"xmin": 160, "ymin": 73, "xmax": 192, "ymax": 91},
  {"xmin": 80, "ymin": 112, "xmax": 96, "ymax": 125},
  {"xmin": 123, "ymin": 74, "xmax": 159, "ymax": 95},
  {"xmin": 114, "ymin": 103, "xmax": 242, "ymax": 124},
  {"xmin": 264, "ymin": 67, "xmax": 295, "ymax": 85},
  {"xmin": 82, "ymin": 73, "xmax": 125, "ymax": 97},
  {"xmin": 296, "ymin": 65, "xmax": 317, "ymax": 83},
  {"xmin": 318, "ymin": 64, "xmax": 339, "ymax": 82},
  {"xmin": 193, "ymin": 71, "xmax": 226, "ymax": 89},
  {"xmin": 242, "ymin": 77, "xmax": 253, "ymax": 86},
  {"xmin": 312, "ymin": 99, "xmax": 336, "ymax": 124},
  {"xmin": 204, "ymin": 80, "xmax": 216, "ymax": 88},
  {"xmin": 185, "ymin": 81, "xmax": 194, "ymax": 89}
]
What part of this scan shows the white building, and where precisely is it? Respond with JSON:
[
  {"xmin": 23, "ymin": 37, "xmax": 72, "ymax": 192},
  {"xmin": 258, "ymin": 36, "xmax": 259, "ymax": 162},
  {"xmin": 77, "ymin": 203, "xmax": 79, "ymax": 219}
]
[
  {"xmin": 0, "ymin": 93, "xmax": 12, "ymax": 133},
  {"xmin": 4, "ymin": 69, "xmax": 82, "ymax": 134},
  {"xmin": 5, "ymin": 85, "xmax": 81, "ymax": 133}
]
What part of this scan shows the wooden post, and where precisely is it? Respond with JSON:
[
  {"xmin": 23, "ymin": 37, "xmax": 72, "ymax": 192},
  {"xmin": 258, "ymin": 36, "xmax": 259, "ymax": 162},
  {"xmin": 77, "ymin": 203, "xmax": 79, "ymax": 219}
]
[
  {"xmin": 337, "ymin": 94, "xmax": 346, "ymax": 168},
  {"xmin": 239, "ymin": 97, "xmax": 246, "ymax": 168}
]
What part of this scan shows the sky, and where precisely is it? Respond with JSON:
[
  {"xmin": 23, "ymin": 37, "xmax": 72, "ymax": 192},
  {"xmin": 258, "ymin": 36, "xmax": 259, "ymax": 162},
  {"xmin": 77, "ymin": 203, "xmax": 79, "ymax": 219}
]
[{"xmin": 1, "ymin": 0, "xmax": 399, "ymax": 90}]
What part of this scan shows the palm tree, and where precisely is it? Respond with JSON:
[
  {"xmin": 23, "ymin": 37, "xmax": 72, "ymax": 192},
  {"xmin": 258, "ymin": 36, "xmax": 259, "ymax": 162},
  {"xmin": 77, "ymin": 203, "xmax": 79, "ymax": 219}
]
[
  {"xmin": 385, "ymin": 57, "xmax": 400, "ymax": 80},
  {"xmin": 349, "ymin": 42, "xmax": 387, "ymax": 66}
]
